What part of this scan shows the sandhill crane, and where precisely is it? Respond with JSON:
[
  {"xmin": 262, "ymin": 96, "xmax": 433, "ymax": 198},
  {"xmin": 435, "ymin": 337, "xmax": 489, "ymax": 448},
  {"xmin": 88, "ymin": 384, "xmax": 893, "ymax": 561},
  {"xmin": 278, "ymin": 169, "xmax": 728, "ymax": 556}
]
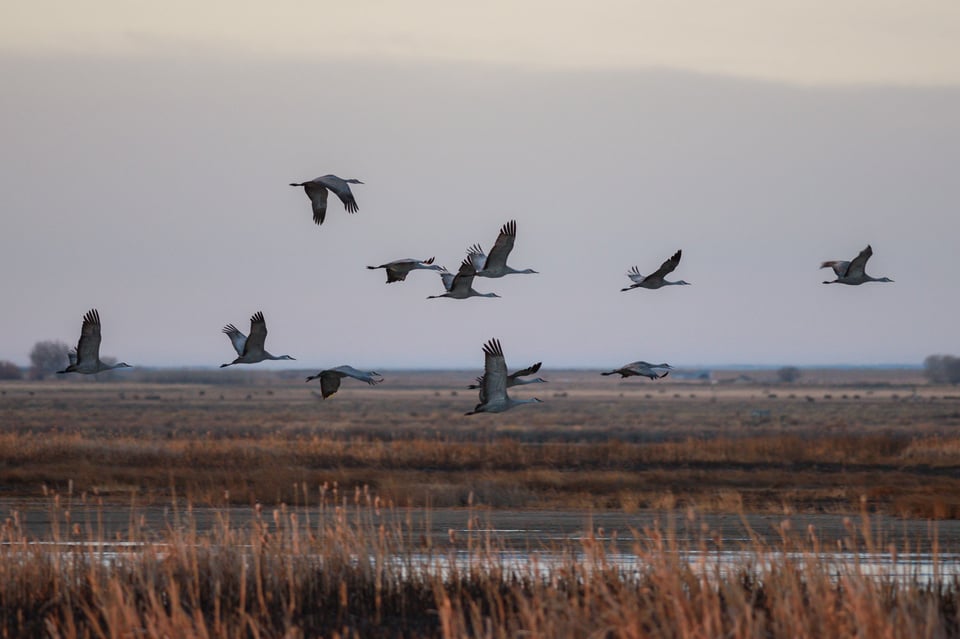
[
  {"xmin": 602, "ymin": 361, "xmax": 672, "ymax": 380},
  {"xmin": 468, "ymin": 361, "xmax": 547, "ymax": 392},
  {"xmin": 367, "ymin": 257, "xmax": 444, "ymax": 283},
  {"xmin": 621, "ymin": 250, "xmax": 690, "ymax": 291},
  {"xmin": 821, "ymin": 245, "xmax": 894, "ymax": 285},
  {"xmin": 427, "ymin": 259, "xmax": 500, "ymax": 300},
  {"xmin": 466, "ymin": 339, "xmax": 544, "ymax": 415},
  {"xmin": 221, "ymin": 312, "xmax": 295, "ymax": 367},
  {"xmin": 467, "ymin": 220, "xmax": 538, "ymax": 278},
  {"xmin": 289, "ymin": 174, "xmax": 364, "ymax": 225},
  {"xmin": 305, "ymin": 365, "xmax": 383, "ymax": 399},
  {"xmin": 57, "ymin": 309, "xmax": 132, "ymax": 374}
]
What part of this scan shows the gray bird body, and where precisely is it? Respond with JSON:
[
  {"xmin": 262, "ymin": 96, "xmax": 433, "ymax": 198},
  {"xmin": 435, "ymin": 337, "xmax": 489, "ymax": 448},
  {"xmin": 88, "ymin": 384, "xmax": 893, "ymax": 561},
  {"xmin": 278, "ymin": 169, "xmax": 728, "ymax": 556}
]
[
  {"xmin": 466, "ymin": 339, "xmax": 544, "ymax": 415},
  {"xmin": 602, "ymin": 361, "xmax": 672, "ymax": 380},
  {"xmin": 57, "ymin": 309, "xmax": 132, "ymax": 374},
  {"xmin": 221, "ymin": 312, "xmax": 295, "ymax": 367},
  {"xmin": 468, "ymin": 361, "xmax": 546, "ymax": 398},
  {"xmin": 428, "ymin": 259, "xmax": 500, "ymax": 300},
  {"xmin": 622, "ymin": 250, "xmax": 689, "ymax": 291},
  {"xmin": 467, "ymin": 220, "xmax": 538, "ymax": 278},
  {"xmin": 306, "ymin": 365, "xmax": 383, "ymax": 399},
  {"xmin": 289, "ymin": 174, "xmax": 363, "ymax": 225},
  {"xmin": 821, "ymin": 245, "xmax": 893, "ymax": 285},
  {"xmin": 367, "ymin": 257, "xmax": 444, "ymax": 283}
]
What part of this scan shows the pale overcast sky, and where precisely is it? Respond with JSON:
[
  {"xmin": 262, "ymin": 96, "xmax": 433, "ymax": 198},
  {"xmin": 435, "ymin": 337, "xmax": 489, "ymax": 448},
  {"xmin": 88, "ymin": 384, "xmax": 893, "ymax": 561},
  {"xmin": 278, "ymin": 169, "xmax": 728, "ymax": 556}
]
[{"xmin": 1, "ymin": 2, "xmax": 958, "ymax": 369}]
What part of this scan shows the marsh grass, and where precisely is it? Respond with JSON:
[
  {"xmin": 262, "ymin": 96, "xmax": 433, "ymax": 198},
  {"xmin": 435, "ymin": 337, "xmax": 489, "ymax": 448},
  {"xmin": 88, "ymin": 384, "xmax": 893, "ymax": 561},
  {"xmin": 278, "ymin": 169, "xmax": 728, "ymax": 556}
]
[
  {"xmin": 1, "ymin": 428, "xmax": 960, "ymax": 516},
  {"xmin": 2, "ymin": 491, "xmax": 960, "ymax": 638}
]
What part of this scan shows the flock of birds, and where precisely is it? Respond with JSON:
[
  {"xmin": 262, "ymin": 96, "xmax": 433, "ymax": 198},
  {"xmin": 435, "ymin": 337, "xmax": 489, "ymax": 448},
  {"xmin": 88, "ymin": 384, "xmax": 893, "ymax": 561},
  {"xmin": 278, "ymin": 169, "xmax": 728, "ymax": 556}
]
[{"xmin": 55, "ymin": 174, "xmax": 895, "ymax": 414}]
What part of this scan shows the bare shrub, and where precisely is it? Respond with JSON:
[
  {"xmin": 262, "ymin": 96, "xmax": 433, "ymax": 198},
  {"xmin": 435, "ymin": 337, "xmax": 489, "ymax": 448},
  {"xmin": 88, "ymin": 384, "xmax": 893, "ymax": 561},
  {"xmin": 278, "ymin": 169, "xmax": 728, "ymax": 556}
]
[
  {"xmin": 28, "ymin": 340, "xmax": 70, "ymax": 379},
  {"xmin": 777, "ymin": 366, "xmax": 802, "ymax": 383},
  {"xmin": 924, "ymin": 355, "xmax": 960, "ymax": 385}
]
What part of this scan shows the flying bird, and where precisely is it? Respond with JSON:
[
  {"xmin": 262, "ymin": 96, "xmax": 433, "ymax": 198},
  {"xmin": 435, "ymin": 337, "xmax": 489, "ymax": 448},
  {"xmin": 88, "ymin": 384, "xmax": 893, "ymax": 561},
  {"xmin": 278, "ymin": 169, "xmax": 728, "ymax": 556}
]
[
  {"xmin": 466, "ymin": 338, "xmax": 544, "ymax": 415},
  {"xmin": 57, "ymin": 309, "xmax": 132, "ymax": 374},
  {"xmin": 621, "ymin": 250, "xmax": 690, "ymax": 291},
  {"xmin": 602, "ymin": 361, "xmax": 672, "ymax": 380},
  {"xmin": 367, "ymin": 257, "xmax": 444, "ymax": 283},
  {"xmin": 468, "ymin": 361, "xmax": 547, "ymax": 396},
  {"xmin": 466, "ymin": 220, "xmax": 538, "ymax": 278},
  {"xmin": 221, "ymin": 312, "xmax": 295, "ymax": 367},
  {"xmin": 427, "ymin": 259, "xmax": 500, "ymax": 300},
  {"xmin": 306, "ymin": 365, "xmax": 383, "ymax": 399},
  {"xmin": 821, "ymin": 245, "xmax": 893, "ymax": 285},
  {"xmin": 289, "ymin": 174, "xmax": 364, "ymax": 225}
]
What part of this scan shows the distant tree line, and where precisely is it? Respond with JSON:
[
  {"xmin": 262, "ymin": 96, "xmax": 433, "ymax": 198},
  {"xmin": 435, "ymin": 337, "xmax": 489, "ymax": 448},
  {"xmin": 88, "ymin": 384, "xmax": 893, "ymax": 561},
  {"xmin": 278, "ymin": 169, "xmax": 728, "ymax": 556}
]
[{"xmin": 924, "ymin": 355, "xmax": 960, "ymax": 385}]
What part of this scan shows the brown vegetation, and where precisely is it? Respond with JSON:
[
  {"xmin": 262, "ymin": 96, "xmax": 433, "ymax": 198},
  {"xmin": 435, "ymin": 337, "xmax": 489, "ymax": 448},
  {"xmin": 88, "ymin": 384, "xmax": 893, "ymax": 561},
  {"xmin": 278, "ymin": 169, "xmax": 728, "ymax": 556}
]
[
  {"xmin": 2, "ymin": 370, "xmax": 959, "ymax": 518},
  {"xmin": 1, "ymin": 493, "xmax": 959, "ymax": 638}
]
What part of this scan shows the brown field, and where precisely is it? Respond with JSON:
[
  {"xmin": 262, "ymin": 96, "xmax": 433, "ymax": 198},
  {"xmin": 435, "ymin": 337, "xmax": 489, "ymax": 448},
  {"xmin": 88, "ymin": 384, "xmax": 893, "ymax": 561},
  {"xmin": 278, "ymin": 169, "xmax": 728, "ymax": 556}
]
[
  {"xmin": 3, "ymin": 367, "xmax": 960, "ymax": 518},
  {"xmin": 6, "ymin": 368, "xmax": 960, "ymax": 637}
]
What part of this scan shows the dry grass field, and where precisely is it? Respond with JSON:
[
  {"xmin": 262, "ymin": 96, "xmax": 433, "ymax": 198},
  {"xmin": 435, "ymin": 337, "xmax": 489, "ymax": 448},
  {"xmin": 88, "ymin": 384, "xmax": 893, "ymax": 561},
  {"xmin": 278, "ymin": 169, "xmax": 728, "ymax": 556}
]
[
  {"xmin": 2, "ymin": 367, "xmax": 959, "ymax": 518},
  {"xmin": 5, "ymin": 368, "xmax": 960, "ymax": 637}
]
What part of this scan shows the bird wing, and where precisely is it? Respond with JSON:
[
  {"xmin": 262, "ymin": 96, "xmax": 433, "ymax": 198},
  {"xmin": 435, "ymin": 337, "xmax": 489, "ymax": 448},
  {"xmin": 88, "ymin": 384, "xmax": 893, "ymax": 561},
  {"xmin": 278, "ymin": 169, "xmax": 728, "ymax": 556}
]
[
  {"xmin": 846, "ymin": 245, "xmax": 873, "ymax": 278},
  {"xmin": 303, "ymin": 183, "xmax": 329, "ymax": 225},
  {"xmin": 465, "ymin": 244, "xmax": 487, "ymax": 271},
  {"xmin": 436, "ymin": 267, "xmax": 456, "ymax": 291},
  {"xmin": 449, "ymin": 258, "xmax": 477, "ymax": 294},
  {"xmin": 626, "ymin": 266, "xmax": 647, "ymax": 284},
  {"xmin": 648, "ymin": 250, "xmax": 682, "ymax": 282},
  {"xmin": 820, "ymin": 260, "xmax": 850, "ymax": 277},
  {"xmin": 319, "ymin": 371, "xmax": 343, "ymax": 399},
  {"xmin": 75, "ymin": 309, "xmax": 102, "ymax": 366},
  {"xmin": 483, "ymin": 220, "xmax": 517, "ymax": 270},
  {"xmin": 329, "ymin": 365, "xmax": 382, "ymax": 385},
  {"xmin": 510, "ymin": 361, "xmax": 542, "ymax": 379},
  {"xmin": 385, "ymin": 266, "xmax": 409, "ymax": 283},
  {"xmin": 318, "ymin": 175, "xmax": 359, "ymax": 214},
  {"xmin": 222, "ymin": 324, "xmax": 247, "ymax": 356},
  {"xmin": 481, "ymin": 338, "xmax": 509, "ymax": 403},
  {"xmin": 244, "ymin": 311, "xmax": 268, "ymax": 356}
]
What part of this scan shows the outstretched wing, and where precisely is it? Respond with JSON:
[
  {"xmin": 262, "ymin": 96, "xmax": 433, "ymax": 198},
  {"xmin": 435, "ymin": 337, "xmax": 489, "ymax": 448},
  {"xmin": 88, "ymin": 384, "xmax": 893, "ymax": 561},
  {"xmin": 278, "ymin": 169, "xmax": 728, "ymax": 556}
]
[
  {"xmin": 222, "ymin": 323, "xmax": 247, "ymax": 356},
  {"xmin": 465, "ymin": 244, "xmax": 487, "ymax": 271},
  {"xmin": 303, "ymin": 183, "xmax": 329, "ymax": 225},
  {"xmin": 648, "ymin": 250, "xmax": 682, "ymax": 281},
  {"xmin": 244, "ymin": 311, "xmax": 268, "ymax": 356},
  {"xmin": 330, "ymin": 365, "xmax": 383, "ymax": 385},
  {"xmin": 626, "ymin": 265, "xmax": 647, "ymax": 284},
  {"xmin": 483, "ymin": 220, "xmax": 517, "ymax": 270},
  {"xmin": 320, "ymin": 176, "xmax": 359, "ymax": 214},
  {"xmin": 846, "ymin": 245, "xmax": 873, "ymax": 279},
  {"xmin": 319, "ymin": 370, "xmax": 342, "ymax": 399},
  {"xmin": 481, "ymin": 338, "xmax": 508, "ymax": 404},
  {"xmin": 75, "ymin": 309, "xmax": 102, "ymax": 367},
  {"xmin": 510, "ymin": 361, "xmax": 542, "ymax": 379},
  {"xmin": 820, "ymin": 260, "xmax": 850, "ymax": 277},
  {"xmin": 449, "ymin": 258, "xmax": 477, "ymax": 295}
]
